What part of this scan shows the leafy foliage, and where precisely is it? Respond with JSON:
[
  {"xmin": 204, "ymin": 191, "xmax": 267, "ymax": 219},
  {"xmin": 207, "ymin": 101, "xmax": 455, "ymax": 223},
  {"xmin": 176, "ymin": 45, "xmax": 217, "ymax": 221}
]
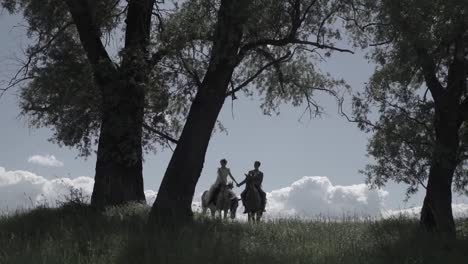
[
  {"xmin": 1, "ymin": 0, "xmax": 174, "ymax": 156},
  {"xmin": 156, "ymin": 0, "xmax": 356, "ymax": 122},
  {"xmin": 2, "ymin": 0, "xmax": 365, "ymax": 157},
  {"xmin": 351, "ymin": 0, "xmax": 468, "ymax": 197}
]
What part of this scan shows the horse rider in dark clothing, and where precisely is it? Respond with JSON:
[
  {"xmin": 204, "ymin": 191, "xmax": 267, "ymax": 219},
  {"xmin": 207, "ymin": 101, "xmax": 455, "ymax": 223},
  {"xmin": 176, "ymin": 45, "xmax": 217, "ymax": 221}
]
[{"xmin": 237, "ymin": 161, "xmax": 267, "ymax": 213}]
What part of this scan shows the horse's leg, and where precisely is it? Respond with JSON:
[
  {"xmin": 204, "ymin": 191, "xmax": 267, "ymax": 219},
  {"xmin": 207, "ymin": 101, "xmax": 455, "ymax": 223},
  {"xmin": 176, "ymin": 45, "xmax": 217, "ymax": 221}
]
[
  {"xmin": 256, "ymin": 212, "xmax": 262, "ymax": 223},
  {"xmin": 211, "ymin": 208, "xmax": 215, "ymax": 218},
  {"xmin": 224, "ymin": 209, "xmax": 228, "ymax": 220}
]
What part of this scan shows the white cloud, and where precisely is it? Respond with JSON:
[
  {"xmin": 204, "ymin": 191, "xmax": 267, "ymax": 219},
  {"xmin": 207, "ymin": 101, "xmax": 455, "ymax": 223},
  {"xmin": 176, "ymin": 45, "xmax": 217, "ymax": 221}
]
[
  {"xmin": 0, "ymin": 167, "xmax": 199, "ymax": 214},
  {"xmin": 383, "ymin": 204, "xmax": 468, "ymax": 219},
  {"xmin": 0, "ymin": 166, "xmax": 92, "ymax": 212},
  {"xmin": 144, "ymin": 190, "xmax": 158, "ymax": 206},
  {"xmin": 27, "ymin": 155, "xmax": 64, "ymax": 167},
  {"xmin": 262, "ymin": 176, "xmax": 389, "ymax": 218},
  {"xmin": 1, "ymin": 167, "xmax": 467, "ymax": 220}
]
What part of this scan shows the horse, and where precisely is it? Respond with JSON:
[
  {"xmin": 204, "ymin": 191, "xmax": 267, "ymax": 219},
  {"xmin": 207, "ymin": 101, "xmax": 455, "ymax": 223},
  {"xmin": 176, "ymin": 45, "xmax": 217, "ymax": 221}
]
[
  {"xmin": 201, "ymin": 182, "xmax": 239, "ymax": 219},
  {"xmin": 242, "ymin": 182, "xmax": 263, "ymax": 223}
]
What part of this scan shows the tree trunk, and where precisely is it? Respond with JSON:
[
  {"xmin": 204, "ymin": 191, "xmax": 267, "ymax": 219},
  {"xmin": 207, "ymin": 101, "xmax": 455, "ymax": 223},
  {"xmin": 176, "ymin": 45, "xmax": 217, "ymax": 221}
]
[
  {"xmin": 91, "ymin": 79, "xmax": 146, "ymax": 207},
  {"xmin": 86, "ymin": 0, "xmax": 155, "ymax": 207},
  {"xmin": 420, "ymin": 108, "xmax": 460, "ymax": 237},
  {"xmin": 150, "ymin": 0, "xmax": 250, "ymax": 224},
  {"xmin": 150, "ymin": 88, "xmax": 227, "ymax": 223}
]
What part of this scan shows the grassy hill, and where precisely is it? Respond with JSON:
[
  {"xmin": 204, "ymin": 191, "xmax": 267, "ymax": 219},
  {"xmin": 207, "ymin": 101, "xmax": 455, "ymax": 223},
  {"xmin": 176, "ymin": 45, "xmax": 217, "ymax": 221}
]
[{"xmin": 1, "ymin": 203, "xmax": 468, "ymax": 264}]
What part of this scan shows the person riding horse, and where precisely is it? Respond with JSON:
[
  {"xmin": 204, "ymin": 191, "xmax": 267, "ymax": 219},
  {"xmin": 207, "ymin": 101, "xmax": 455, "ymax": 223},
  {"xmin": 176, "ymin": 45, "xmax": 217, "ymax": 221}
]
[
  {"xmin": 202, "ymin": 182, "xmax": 240, "ymax": 219},
  {"xmin": 207, "ymin": 159, "xmax": 238, "ymax": 205},
  {"xmin": 237, "ymin": 161, "xmax": 267, "ymax": 213}
]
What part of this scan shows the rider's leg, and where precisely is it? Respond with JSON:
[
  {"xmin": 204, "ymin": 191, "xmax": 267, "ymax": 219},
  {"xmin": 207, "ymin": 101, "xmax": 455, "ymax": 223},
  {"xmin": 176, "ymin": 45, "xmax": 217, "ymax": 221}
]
[
  {"xmin": 210, "ymin": 184, "xmax": 221, "ymax": 205},
  {"xmin": 260, "ymin": 190, "xmax": 267, "ymax": 212},
  {"xmin": 241, "ymin": 190, "xmax": 247, "ymax": 213}
]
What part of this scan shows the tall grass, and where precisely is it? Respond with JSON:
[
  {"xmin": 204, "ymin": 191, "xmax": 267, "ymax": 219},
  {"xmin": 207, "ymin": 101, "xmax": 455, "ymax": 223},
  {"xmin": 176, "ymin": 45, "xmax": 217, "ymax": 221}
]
[{"xmin": 1, "ymin": 203, "xmax": 467, "ymax": 264}]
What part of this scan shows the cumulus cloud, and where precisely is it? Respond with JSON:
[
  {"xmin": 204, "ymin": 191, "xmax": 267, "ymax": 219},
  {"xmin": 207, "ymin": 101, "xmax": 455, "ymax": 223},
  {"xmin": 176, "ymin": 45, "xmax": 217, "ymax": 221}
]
[
  {"xmin": 0, "ymin": 166, "xmax": 92, "ymax": 212},
  {"xmin": 263, "ymin": 176, "xmax": 389, "ymax": 218},
  {"xmin": 27, "ymin": 155, "xmax": 64, "ymax": 167},
  {"xmin": 0, "ymin": 167, "xmax": 199, "ymax": 214},
  {"xmin": 1, "ymin": 167, "xmax": 468, "ymax": 219}
]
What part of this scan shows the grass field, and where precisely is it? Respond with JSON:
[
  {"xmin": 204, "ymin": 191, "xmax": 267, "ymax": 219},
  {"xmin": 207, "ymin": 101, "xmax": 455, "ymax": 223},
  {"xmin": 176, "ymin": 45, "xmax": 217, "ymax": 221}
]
[{"xmin": 1, "ymin": 203, "xmax": 468, "ymax": 264}]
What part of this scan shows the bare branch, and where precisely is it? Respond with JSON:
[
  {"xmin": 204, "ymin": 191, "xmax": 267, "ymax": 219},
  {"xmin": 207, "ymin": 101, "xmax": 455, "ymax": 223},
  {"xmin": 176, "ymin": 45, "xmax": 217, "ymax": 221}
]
[
  {"xmin": 239, "ymin": 37, "xmax": 354, "ymax": 59},
  {"xmin": 143, "ymin": 123, "xmax": 178, "ymax": 144},
  {"xmin": 226, "ymin": 51, "xmax": 293, "ymax": 97},
  {"xmin": 0, "ymin": 21, "xmax": 74, "ymax": 98},
  {"xmin": 237, "ymin": 0, "xmax": 353, "ymax": 60}
]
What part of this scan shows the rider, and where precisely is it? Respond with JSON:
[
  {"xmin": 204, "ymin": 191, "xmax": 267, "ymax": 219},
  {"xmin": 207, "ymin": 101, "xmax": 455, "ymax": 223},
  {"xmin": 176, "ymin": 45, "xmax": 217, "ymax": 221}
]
[
  {"xmin": 207, "ymin": 159, "xmax": 237, "ymax": 205},
  {"xmin": 237, "ymin": 161, "xmax": 267, "ymax": 213}
]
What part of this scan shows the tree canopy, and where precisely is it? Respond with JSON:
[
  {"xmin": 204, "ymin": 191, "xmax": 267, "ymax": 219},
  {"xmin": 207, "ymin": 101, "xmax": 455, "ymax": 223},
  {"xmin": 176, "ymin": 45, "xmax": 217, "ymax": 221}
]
[
  {"xmin": 353, "ymin": 0, "xmax": 468, "ymax": 198},
  {"xmin": 1, "ymin": 0, "xmax": 173, "ymax": 157},
  {"xmin": 351, "ymin": 0, "xmax": 468, "ymax": 234}
]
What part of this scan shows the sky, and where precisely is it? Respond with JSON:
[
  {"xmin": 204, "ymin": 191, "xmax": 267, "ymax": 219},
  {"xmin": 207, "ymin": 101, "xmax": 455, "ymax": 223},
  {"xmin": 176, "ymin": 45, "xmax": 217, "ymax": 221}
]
[{"xmin": 1, "ymin": 10, "xmax": 467, "ymax": 216}]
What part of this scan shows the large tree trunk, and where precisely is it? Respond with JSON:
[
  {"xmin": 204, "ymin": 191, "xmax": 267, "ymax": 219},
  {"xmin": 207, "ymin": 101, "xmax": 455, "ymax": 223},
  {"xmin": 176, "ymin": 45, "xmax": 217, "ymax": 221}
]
[
  {"xmin": 91, "ymin": 79, "xmax": 146, "ymax": 206},
  {"xmin": 420, "ymin": 108, "xmax": 460, "ymax": 236},
  {"xmin": 150, "ymin": 88, "xmax": 227, "ymax": 223},
  {"xmin": 65, "ymin": 0, "xmax": 155, "ymax": 207},
  {"xmin": 418, "ymin": 35, "xmax": 466, "ymax": 237},
  {"xmin": 150, "ymin": 0, "xmax": 250, "ymax": 224}
]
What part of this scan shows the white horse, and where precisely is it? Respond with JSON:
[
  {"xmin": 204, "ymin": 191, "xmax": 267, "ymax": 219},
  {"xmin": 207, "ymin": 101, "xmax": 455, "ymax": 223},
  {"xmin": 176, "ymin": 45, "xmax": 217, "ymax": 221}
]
[{"xmin": 202, "ymin": 182, "xmax": 239, "ymax": 219}]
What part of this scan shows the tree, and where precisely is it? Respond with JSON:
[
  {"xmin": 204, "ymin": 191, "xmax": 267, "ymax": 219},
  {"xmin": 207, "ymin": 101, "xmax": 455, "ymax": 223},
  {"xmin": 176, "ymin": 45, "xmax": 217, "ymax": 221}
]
[
  {"xmin": 1, "ymin": 0, "xmax": 173, "ymax": 207},
  {"xmin": 150, "ymin": 0, "xmax": 356, "ymax": 223},
  {"xmin": 351, "ymin": 0, "xmax": 468, "ymax": 236}
]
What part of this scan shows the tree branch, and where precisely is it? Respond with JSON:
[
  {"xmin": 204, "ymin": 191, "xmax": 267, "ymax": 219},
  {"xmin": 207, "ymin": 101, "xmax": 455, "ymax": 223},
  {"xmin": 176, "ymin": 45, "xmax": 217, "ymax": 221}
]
[
  {"xmin": 226, "ymin": 51, "xmax": 293, "ymax": 97},
  {"xmin": 237, "ymin": 0, "xmax": 353, "ymax": 60},
  {"xmin": 413, "ymin": 45, "xmax": 445, "ymax": 101},
  {"xmin": 149, "ymin": 48, "xmax": 168, "ymax": 67},
  {"xmin": 1, "ymin": 21, "xmax": 73, "ymax": 98},
  {"xmin": 460, "ymin": 98, "xmax": 468, "ymax": 122},
  {"xmin": 65, "ymin": 0, "xmax": 117, "ymax": 83},
  {"xmin": 446, "ymin": 35, "xmax": 466, "ymax": 100},
  {"xmin": 178, "ymin": 53, "xmax": 203, "ymax": 88},
  {"xmin": 143, "ymin": 123, "xmax": 178, "ymax": 144},
  {"xmin": 239, "ymin": 37, "xmax": 354, "ymax": 59}
]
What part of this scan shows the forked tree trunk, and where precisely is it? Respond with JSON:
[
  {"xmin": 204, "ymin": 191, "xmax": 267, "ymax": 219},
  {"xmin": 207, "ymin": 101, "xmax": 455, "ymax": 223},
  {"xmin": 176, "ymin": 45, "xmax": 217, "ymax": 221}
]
[
  {"xmin": 417, "ymin": 36, "xmax": 466, "ymax": 237},
  {"xmin": 67, "ymin": 0, "xmax": 155, "ymax": 207},
  {"xmin": 150, "ymin": 0, "xmax": 250, "ymax": 224},
  {"xmin": 420, "ymin": 108, "xmax": 460, "ymax": 237}
]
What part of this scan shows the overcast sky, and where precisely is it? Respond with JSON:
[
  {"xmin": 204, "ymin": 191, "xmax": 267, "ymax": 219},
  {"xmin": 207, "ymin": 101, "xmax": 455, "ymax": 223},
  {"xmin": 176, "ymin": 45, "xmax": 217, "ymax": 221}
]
[{"xmin": 1, "ymin": 11, "xmax": 467, "ymax": 214}]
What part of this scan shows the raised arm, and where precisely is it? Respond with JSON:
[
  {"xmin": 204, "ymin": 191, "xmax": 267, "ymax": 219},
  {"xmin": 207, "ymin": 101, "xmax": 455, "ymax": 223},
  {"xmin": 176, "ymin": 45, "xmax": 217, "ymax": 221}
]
[
  {"xmin": 228, "ymin": 169, "xmax": 239, "ymax": 185},
  {"xmin": 237, "ymin": 173, "xmax": 249, "ymax": 187},
  {"xmin": 237, "ymin": 179, "xmax": 246, "ymax": 187}
]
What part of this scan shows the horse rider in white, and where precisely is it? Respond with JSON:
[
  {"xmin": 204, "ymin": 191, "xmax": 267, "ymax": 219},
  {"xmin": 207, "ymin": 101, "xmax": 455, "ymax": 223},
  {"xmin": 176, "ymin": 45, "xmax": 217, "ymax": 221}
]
[{"xmin": 207, "ymin": 159, "xmax": 238, "ymax": 205}]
